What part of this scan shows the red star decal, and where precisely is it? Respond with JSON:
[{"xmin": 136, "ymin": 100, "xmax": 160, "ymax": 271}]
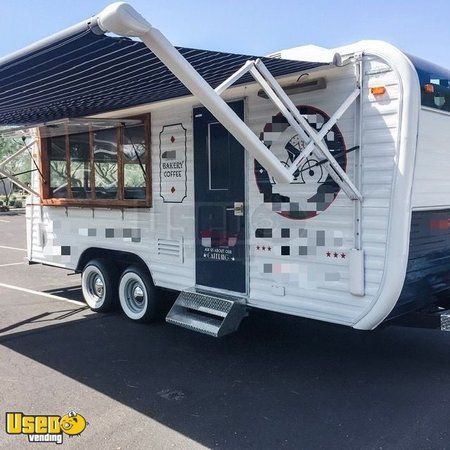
[
  {"xmin": 333, "ymin": 252, "xmax": 339, "ymax": 258},
  {"xmin": 326, "ymin": 251, "xmax": 331, "ymax": 257},
  {"xmin": 268, "ymin": 246, "xmax": 272, "ymax": 251},
  {"xmin": 341, "ymin": 253, "xmax": 346, "ymax": 259},
  {"xmin": 256, "ymin": 246, "xmax": 260, "ymax": 250},
  {"xmin": 262, "ymin": 246, "xmax": 266, "ymax": 251}
]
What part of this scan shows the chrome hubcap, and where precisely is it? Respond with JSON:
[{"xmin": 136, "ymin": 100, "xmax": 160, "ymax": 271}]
[
  {"xmin": 124, "ymin": 279, "xmax": 146, "ymax": 313},
  {"xmin": 132, "ymin": 285, "xmax": 144, "ymax": 304},
  {"xmin": 94, "ymin": 276, "xmax": 104, "ymax": 297},
  {"xmin": 86, "ymin": 271, "xmax": 105, "ymax": 302}
]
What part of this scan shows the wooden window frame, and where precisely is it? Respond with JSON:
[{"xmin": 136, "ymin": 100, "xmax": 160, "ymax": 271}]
[{"xmin": 39, "ymin": 114, "xmax": 152, "ymax": 208}]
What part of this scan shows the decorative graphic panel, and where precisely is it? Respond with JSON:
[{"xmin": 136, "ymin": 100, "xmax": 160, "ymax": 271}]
[
  {"xmin": 255, "ymin": 105, "xmax": 347, "ymax": 220},
  {"xmin": 159, "ymin": 123, "xmax": 187, "ymax": 203}
]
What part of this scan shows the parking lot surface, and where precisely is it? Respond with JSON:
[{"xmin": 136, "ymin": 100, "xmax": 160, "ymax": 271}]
[{"xmin": 1, "ymin": 213, "xmax": 450, "ymax": 449}]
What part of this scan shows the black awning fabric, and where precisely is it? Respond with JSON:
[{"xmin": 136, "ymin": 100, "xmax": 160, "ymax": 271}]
[{"xmin": 0, "ymin": 24, "xmax": 324, "ymax": 126}]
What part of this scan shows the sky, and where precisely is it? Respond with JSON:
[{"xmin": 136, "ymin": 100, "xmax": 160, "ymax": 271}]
[{"xmin": 0, "ymin": 0, "xmax": 448, "ymax": 68}]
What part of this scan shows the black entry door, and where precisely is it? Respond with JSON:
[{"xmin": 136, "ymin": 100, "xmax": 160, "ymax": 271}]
[{"xmin": 194, "ymin": 101, "xmax": 246, "ymax": 293}]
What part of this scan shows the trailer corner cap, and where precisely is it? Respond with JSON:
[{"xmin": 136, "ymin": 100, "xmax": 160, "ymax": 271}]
[{"xmin": 97, "ymin": 2, "xmax": 152, "ymax": 37}]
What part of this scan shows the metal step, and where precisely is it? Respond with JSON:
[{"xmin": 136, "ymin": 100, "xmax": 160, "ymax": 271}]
[
  {"xmin": 389, "ymin": 308, "xmax": 450, "ymax": 331},
  {"xmin": 166, "ymin": 288, "xmax": 248, "ymax": 337}
]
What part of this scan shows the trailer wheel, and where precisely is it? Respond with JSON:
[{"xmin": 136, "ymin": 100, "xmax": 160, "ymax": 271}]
[
  {"xmin": 81, "ymin": 259, "xmax": 118, "ymax": 312},
  {"xmin": 118, "ymin": 266, "xmax": 157, "ymax": 322}
]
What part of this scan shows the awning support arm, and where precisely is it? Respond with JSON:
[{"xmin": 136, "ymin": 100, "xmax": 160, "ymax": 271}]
[
  {"xmin": 96, "ymin": 3, "xmax": 292, "ymax": 184},
  {"xmin": 0, "ymin": 167, "xmax": 39, "ymax": 196},
  {"xmin": 252, "ymin": 59, "xmax": 362, "ymax": 201},
  {"xmin": 0, "ymin": 168, "xmax": 37, "ymax": 181},
  {"xmin": 94, "ymin": 2, "xmax": 362, "ymax": 201},
  {"xmin": 0, "ymin": 139, "xmax": 39, "ymax": 196},
  {"xmin": 214, "ymin": 60, "xmax": 254, "ymax": 95},
  {"xmin": 217, "ymin": 57, "xmax": 362, "ymax": 201},
  {"xmin": 286, "ymin": 88, "xmax": 361, "ymax": 175},
  {"xmin": 0, "ymin": 139, "xmax": 36, "ymax": 170}
]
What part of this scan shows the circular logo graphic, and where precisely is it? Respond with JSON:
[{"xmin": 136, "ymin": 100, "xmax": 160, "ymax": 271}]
[
  {"xmin": 255, "ymin": 105, "xmax": 347, "ymax": 220},
  {"xmin": 59, "ymin": 411, "xmax": 87, "ymax": 436}
]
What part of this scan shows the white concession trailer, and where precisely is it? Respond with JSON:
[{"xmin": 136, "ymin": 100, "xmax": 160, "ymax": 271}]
[{"xmin": 0, "ymin": 2, "xmax": 449, "ymax": 337}]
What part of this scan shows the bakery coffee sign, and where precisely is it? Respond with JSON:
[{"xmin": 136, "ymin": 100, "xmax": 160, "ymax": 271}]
[{"xmin": 159, "ymin": 123, "xmax": 188, "ymax": 203}]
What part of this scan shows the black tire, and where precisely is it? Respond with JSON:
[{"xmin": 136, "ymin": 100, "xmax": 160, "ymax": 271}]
[
  {"xmin": 81, "ymin": 258, "xmax": 118, "ymax": 312},
  {"xmin": 118, "ymin": 265, "xmax": 158, "ymax": 323}
]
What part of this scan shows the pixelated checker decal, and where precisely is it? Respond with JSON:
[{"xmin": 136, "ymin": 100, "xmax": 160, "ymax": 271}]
[
  {"xmin": 255, "ymin": 105, "xmax": 347, "ymax": 220},
  {"xmin": 257, "ymin": 227, "xmax": 348, "ymax": 289},
  {"xmin": 79, "ymin": 227, "xmax": 142, "ymax": 242},
  {"xmin": 43, "ymin": 245, "xmax": 71, "ymax": 256},
  {"xmin": 255, "ymin": 227, "xmax": 346, "ymax": 258},
  {"xmin": 262, "ymin": 262, "xmax": 344, "ymax": 288}
]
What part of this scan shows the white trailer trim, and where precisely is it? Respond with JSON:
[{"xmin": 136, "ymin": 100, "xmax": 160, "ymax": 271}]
[{"xmin": 351, "ymin": 41, "xmax": 421, "ymax": 329}]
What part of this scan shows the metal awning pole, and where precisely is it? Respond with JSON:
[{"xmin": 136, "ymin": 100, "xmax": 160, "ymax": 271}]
[
  {"xmin": 254, "ymin": 59, "xmax": 363, "ymax": 200},
  {"xmin": 96, "ymin": 2, "xmax": 292, "ymax": 184},
  {"xmin": 138, "ymin": 30, "xmax": 292, "ymax": 183},
  {"xmin": 0, "ymin": 139, "xmax": 36, "ymax": 170},
  {"xmin": 94, "ymin": 2, "xmax": 362, "ymax": 200},
  {"xmin": 0, "ymin": 138, "xmax": 39, "ymax": 196},
  {"xmin": 214, "ymin": 60, "xmax": 254, "ymax": 96},
  {"xmin": 0, "ymin": 167, "xmax": 38, "ymax": 196},
  {"xmin": 248, "ymin": 61, "xmax": 362, "ymax": 201},
  {"xmin": 286, "ymin": 89, "xmax": 361, "ymax": 175}
]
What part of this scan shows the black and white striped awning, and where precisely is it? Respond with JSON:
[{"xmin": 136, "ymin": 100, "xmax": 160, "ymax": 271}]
[{"xmin": 0, "ymin": 21, "xmax": 324, "ymax": 126}]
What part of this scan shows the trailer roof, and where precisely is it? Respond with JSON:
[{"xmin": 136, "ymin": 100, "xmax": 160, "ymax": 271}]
[{"xmin": 0, "ymin": 22, "xmax": 325, "ymax": 126}]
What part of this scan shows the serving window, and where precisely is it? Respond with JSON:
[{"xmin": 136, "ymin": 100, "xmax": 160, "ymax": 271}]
[{"xmin": 40, "ymin": 115, "xmax": 151, "ymax": 207}]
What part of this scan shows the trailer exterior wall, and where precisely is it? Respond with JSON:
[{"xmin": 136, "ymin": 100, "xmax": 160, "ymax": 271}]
[
  {"xmin": 389, "ymin": 107, "xmax": 450, "ymax": 318},
  {"xmin": 246, "ymin": 60, "xmax": 400, "ymax": 325},
  {"xmin": 26, "ymin": 53, "xmax": 408, "ymax": 328},
  {"xmin": 0, "ymin": 1, "xmax": 436, "ymax": 331},
  {"xmin": 412, "ymin": 109, "xmax": 450, "ymax": 208},
  {"xmin": 391, "ymin": 209, "xmax": 450, "ymax": 318}
]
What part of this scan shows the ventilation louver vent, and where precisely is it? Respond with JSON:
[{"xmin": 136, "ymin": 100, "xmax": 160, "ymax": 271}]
[{"xmin": 157, "ymin": 238, "xmax": 183, "ymax": 262}]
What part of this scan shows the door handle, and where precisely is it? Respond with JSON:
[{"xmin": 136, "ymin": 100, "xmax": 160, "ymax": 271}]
[{"xmin": 226, "ymin": 202, "xmax": 244, "ymax": 216}]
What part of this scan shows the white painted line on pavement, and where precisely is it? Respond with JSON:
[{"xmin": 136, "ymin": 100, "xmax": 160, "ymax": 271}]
[
  {"xmin": 0, "ymin": 262, "xmax": 25, "ymax": 267},
  {"xmin": 0, "ymin": 282, "xmax": 85, "ymax": 306},
  {"xmin": 0, "ymin": 219, "xmax": 9, "ymax": 223},
  {"xmin": 0, "ymin": 245, "xmax": 27, "ymax": 252}
]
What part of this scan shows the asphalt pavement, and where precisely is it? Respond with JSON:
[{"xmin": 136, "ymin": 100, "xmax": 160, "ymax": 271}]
[{"xmin": 1, "ymin": 212, "xmax": 450, "ymax": 449}]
